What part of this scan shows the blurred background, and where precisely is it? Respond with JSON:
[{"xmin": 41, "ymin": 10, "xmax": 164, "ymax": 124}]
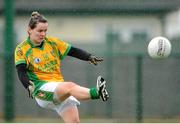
[{"xmin": 1, "ymin": 0, "xmax": 180, "ymax": 123}]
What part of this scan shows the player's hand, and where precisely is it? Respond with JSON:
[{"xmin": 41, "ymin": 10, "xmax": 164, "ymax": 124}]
[
  {"xmin": 89, "ymin": 55, "xmax": 103, "ymax": 65},
  {"xmin": 28, "ymin": 81, "xmax": 35, "ymax": 99}
]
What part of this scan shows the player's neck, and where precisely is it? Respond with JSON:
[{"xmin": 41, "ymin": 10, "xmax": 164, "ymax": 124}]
[
  {"xmin": 31, "ymin": 39, "xmax": 43, "ymax": 47},
  {"xmin": 33, "ymin": 41, "xmax": 43, "ymax": 47}
]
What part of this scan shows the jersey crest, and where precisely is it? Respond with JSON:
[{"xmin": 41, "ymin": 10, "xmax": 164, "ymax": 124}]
[{"xmin": 34, "ymin": 58, "xmax": 41, "ymax": 64}]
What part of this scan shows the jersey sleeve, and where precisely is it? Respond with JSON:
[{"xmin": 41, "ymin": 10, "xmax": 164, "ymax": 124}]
[
  {"xmin": 14, "ymin": 46, "xmax": 27, "ymax": 66},
  {"xmin": 49, "ymin": 37, "xmax": 71, "ymax": 60}
]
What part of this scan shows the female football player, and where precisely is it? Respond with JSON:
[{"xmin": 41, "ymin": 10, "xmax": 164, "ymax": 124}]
[{"xmin": 14, "ymin": 11, "xmax": 109, "ymax": 123}]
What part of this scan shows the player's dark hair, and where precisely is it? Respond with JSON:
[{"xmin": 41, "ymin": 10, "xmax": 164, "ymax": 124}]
[{"xmin": 28, "ymin": 11, "xmax": 47, "ymax": 29}]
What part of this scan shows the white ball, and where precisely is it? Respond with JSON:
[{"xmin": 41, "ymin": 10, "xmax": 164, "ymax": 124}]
[{"xmin": 148, "ymin": 36, "xmax": 172, "ymax": 59}]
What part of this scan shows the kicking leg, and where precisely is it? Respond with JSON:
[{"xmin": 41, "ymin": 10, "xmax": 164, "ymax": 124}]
[
  {"xmin": 54, "ymin": 82, "xmax": 92, "ymax": 101},
  {"xmin": 55, "ymin": 76, "xmax": 109, "ymax": 102}
]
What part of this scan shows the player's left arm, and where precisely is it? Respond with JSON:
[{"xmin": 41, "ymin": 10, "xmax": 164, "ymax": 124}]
[
  {"xmin": 68, "ymin": 46, "xmax": 103, "ymax": 65},
  {"xmin": 49, "ymin": 37, "xmax": 103, "ymax": 65}
]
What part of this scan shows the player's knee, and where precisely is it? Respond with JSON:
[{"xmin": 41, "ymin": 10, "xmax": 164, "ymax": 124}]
[
  {"xmin": 67, "ymin": 81, "xmax": 77, "ymax": 89},
  {"xmin": 56, "ymin": 81, "xmax": 76, "ymax": 95},
  {"xmin": 63, "ymin": 81, "xmax": 77, "ymax": 91}
]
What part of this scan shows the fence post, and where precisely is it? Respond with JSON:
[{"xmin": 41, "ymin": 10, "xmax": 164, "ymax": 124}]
[
  {"xmin": 136, "ymin": 55, "xmax": 143, "ymax": 122},
  {"xmin": 3, "ymin": 0, "xmax": 15, "ymax": 122},
  {"xmin": 105, "ymin": 27, "xmax": 119, "ymax": 117},
  {"xmin": 105, "ymin": 28, "xmax": 113, "ymax": 117}
]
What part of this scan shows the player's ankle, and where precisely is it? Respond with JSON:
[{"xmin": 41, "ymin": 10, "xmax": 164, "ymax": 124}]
[{"xmin": 89, "ymin": 87, "xmax": 100, "ymax": 99}]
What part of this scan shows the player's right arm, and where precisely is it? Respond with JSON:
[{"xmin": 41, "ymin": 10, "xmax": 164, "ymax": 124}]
[
  {"xmin": 16, "ymin": 64, "xmax": 34, "ymax": 98},
  {"xmin": 16, "ymin": 63, "xmax": 30, "ymax": 89},
  {"xmin": 14, "ymin": 45, "xmax": 34, "ymax": 98}
]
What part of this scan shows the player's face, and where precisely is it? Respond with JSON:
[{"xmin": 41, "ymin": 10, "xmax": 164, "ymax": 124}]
[{"xmin": 29, "ymin": 22, "xmax": 48, "ymax": 45}]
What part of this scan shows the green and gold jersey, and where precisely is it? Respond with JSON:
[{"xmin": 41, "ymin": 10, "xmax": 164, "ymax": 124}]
[{"xmin": 14, "ymin": 36, "xmax": 71, "ymax": 86}]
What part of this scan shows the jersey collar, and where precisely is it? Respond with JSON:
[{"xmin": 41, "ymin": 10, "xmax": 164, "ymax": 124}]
[{"xmin": 27, "ymin": 37, "xmax": 45, "ymax": 49}]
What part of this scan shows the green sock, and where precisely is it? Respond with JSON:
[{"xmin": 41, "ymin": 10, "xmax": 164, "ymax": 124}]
[{"xmin": 89, "ymin": 87, "xmax": 100, "ymax": 99}]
